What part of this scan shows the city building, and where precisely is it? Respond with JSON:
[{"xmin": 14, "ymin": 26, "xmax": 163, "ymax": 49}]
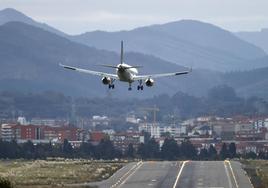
[
  {"xmin": 111, "ymin": 132, "xmax": 144, "ymax": 154},
  {"xmin": 139, "ymin": 123, "xmax": 186, "ymax": 138},
  {"xmin": 1, "ymin": 123, "xmax": 79, "ymax": 143}
]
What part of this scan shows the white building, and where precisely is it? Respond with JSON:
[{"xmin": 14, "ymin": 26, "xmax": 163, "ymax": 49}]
[
  {"xmin": 126, "ymin": 115, "xmax": 141, "ymax": 124},
  {"xmin": 92, "ymin": 116, "xmax": 109, "ymax": 127},
  {"xmin": 235, "ymin": 123, "xmax": 254, "ymax": 133},
  {"xmin": 1, "ymin": 124, "xmax": 14, "ymax": 141},
  {"xmin": 254, "ymin": 119, "xmax": 268, "ymax": 131},
  {"xmin": 17, "ymin": 117, "xmax": 28, "ymax": 125},
  {"xmin": 139, "ymin": 123, "xmax": 186, "ymax": 138},
  {"xmin": 30, "ymin": 118, "xmax": 56, "ymax": 126}
]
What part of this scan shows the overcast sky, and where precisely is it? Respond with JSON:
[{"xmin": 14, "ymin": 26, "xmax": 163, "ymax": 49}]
[{"xmin": 1, "ymin": 0, "xmax": 268, "ymax": 34}]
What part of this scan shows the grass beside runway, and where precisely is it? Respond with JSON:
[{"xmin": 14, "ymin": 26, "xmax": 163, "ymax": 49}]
[
  {"xmin": 241, "ymin": 160, "xmax": 268, "ymax": 188},
  {"xmin": 0, "ymin": 159, "xmax": 124, "ymax": 188}
]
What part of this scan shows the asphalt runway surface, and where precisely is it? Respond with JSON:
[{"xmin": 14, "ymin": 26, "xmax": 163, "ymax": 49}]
[{"xmin": 87, "ymin": 160, "xmax": 253, "ymax": 188}]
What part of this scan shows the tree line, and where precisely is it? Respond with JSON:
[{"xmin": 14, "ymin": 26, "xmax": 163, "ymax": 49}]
[
  {"xmin": 0, "ymin": 138, "xmax": 267, "ymax": 160},
  {"xmin": 1, "ymin": 85, "xmax": 268, "ymax": 121}
]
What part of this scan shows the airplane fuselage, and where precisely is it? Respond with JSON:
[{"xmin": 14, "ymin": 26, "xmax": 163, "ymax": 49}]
[{"xmin": 116, "ymin": 63, "xmax": 138, "ymax": 83}]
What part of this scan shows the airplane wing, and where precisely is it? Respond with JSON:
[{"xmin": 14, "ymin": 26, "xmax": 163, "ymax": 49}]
[
  {"xmin": 59, "ymin": 63, "xmax": 119, "ymax": 80},
  {"xmin": 133, "ymin": 69, "xmax": 191, "ymax": 81}
]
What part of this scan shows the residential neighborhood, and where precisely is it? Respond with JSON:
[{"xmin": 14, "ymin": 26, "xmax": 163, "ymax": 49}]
[{"xmin": 1, "ymin": 113, "xmax": 268, "ymax": 156}]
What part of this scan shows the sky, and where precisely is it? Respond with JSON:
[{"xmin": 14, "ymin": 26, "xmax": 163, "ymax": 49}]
[{"xmin": 1, "ymin": 0, "xmax": 268, "ymax": 35}]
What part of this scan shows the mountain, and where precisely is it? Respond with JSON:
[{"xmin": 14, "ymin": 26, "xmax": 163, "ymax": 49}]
[
  {"xmin": 70, "ymin": 20, "xmax": 267, "ymax": 71},
  {"xmin": 223, "ymin": 66, "xmax": 268, "ymax": 99},
  {"xmin": 1, "ymin": 8, "xmax": 266, "ymax": 72},
  {"xmin": 236, "ymin": 29, "xmax": 268, "ymax": 54},
  {"xmin": 0, "ymin": 21, "xmax": 223, "ymax": 98},
  {"xmin": 0, "ymin": 8, "xmax": 65, "ymax": 37}
]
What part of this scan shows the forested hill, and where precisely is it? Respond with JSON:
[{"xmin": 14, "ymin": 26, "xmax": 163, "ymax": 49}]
[
  {"xmin": 0, "ymin": 85, "xmax": 267, "ymax": 120},
  {"xmin": 0, "ymin": 21, "xmax": 222, "ymax": 98},
  {"xmin": 71, "ymin": 20, "xmax": 267, "ymax": 71}
]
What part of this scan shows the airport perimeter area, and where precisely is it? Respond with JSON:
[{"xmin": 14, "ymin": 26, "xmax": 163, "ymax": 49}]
[{"xmin": 0, "ymin": 159, "xmax": 259, "ymax": 188}]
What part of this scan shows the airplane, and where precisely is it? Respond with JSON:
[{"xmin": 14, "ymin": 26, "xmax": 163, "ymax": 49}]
[{"xmin": 60, "ymin": 41, "xmax": 191, "ymax": 91}]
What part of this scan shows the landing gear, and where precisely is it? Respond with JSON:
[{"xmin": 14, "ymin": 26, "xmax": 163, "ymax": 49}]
[
  {"xmin": 128, "ymin": 82, "xmax": 132, "ymax": 91},
  {"xmin": 137, "ymin": 80, "xmax": 143, "ymax": 90},
  {"xmin": 137, "ymin": 85, "xmax": 143, "ymax": 90},
  {"xmin": 108, "ymin": 84, "xmax": 115, "ymax": 89},
  {"xmin": 108, "ymin": 79, "xmax": 115, "ymax": 89}
]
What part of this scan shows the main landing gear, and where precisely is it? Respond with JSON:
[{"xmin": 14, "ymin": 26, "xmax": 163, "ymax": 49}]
[
  {"xmin": 108, "ymin": 84, "xmax": 115, "ymax": 89},
  {"xmin": 137, "ymin": 85, "xmax": 143, "ymax": 90},
  {"xmin": 137, "ymin": 80, "xmax": 143, "ymax": 90},
  {"xmin": 108, "ymin": 79, "xmax": 115, "ymax": 89},
  {"xmin": 127, "ymin": 80, "xmax": 144, "ymax": 91}
]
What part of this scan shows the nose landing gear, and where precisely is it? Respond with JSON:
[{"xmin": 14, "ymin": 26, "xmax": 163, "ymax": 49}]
[{"xmin": 128, "ymin": 82, "xmax": 132, "ymax": 91}]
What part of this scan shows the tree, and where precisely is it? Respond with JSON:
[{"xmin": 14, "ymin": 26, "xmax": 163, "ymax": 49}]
[
  {"xmin": 257, "ymin": 151, "xmax": 266, "ymax": 159},
  {"xmin": 180, "ymin": 139, "xmax": 197, "ymax": 159},
  {"xmin": 161, "ymin": 138, "xmax": 179, "ymax": 160},
  {"xmin": 22, "ymin": 140, "xmax": 35, "ymax": 159},
  {"xmin": 228, "ymin": 142, "xmax": 236, "ymax": 158},
  {"xmin": 79, "ymin": 142, "xmax": 95, "ymax": 158},
  {"xmin": 137, "ymin": 143, "xmax": 146, "ymax": 159},
  {"xmin": 126, "ymin": 143, "xmax": 135, "ymax": 158},
  {"xmin": 244, "ymin": 151, "xmax": 257, "ymax": 159},
  {"xmin": 208, "ymin": 144, "xmax": 218, "ymax": 160},
  {"xmin": 95, "ymin": 139, "xmax": 117, "ymax": 160},
  {"xmin": 199, "ymin": 148, "xmax": 209, "ymax": 160},
  {"xmin": 220, "ymin": 143, "xmax": 229, "ymax": 160},
  {"xmin": 62, "ymin": 139, "xmax": 73, "ymax": 157},
  {"xmin": 0, "ymin": 177, "xmax": 13, "ymax": 188},
  {"xmin": 146, "ymin": 138, "xmax": 160, "ymax": 159},
  {"xmin": 137, "ymin": 138, "xmax": 159, "ymax": 159}
]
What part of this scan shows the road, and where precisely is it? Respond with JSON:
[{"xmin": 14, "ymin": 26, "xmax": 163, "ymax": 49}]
[{"xmin": 86, "ymin": 160, "xmax": 253, "ymax": 188}]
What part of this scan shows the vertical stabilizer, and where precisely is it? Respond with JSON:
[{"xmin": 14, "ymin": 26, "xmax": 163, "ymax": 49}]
[{"xmin": 120, "ymin": 40, "xmax": 124, "ymax": 64}]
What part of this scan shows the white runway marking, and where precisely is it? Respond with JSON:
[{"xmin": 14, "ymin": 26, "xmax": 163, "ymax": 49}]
[{"xmin": 172, "ymin": 161, "xmax": 188, "ymax": 188}]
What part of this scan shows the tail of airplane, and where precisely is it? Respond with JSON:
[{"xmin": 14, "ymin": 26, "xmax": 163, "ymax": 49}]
[
  {"xmin": 120, "ymin": 40, "xmax": 124, "ymax": 64},
  {"xmin": 99, "ymin": 40, "xmax": 142, "ymax": 69}
]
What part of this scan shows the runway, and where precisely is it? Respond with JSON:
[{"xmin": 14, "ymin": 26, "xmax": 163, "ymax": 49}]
[
  {"xmin": 174, "ymin": 160, "xmax": 252, "ymax": 188},
  {"xmin": 88, "ymin": 160, "xmax": 253, "ymax": 188}
]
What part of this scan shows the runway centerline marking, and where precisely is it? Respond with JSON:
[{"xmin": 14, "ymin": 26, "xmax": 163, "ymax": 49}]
[
  {"xmin": 172, "ymin": 161, "xmax": 188, "ymax": 188},
  {"xmin": 226, "ymin": 160, "xmax": 239, "ymax": 188},
  {"xmin": 224, "ymin": 161, "xmax": 233, "ymax": 188}
]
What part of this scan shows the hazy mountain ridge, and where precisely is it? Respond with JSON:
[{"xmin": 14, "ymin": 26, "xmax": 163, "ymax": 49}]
[
  {"xmin": 0, "ymin": 21, "xmax": 224, "ymax": 98},
  {"xmin": 71, "ymin": 20, "xmax": 267, "ymax": 71},
  {"xmin": 0, "ymin": 8, "xmax": 66, "ymax": 37},
  {"xmin": 235, "ymin": 28, "xmax": 268, "ymax": 54},
  {"xmin": 1, "ymin": 8, "xmax": 267, "ymax": 72},
  {"xmin": 223, "ymin": 66, "xmax": 268, "ymax": 99},
  {"xmin": 1, "ymin": 9, "xmax": 268, "ymax": 99}
]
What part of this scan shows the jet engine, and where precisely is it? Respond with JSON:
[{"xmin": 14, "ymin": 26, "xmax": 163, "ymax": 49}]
[
  {"xmin": 102, "ymin": 77, "xmax": 112, "ymax": 85},
  {"xmin": 145, "ymin": 78, "xmax": 154, "ymax": 87}
]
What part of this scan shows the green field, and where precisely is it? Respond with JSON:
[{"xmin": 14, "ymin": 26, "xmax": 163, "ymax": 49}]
[
  {"xmin": 0, "ymin": 159, "xmax": 124, "ymax": 188},
  {"xmin": 241, "ymin": 160, "xmax": 268, "ymax": 188}
]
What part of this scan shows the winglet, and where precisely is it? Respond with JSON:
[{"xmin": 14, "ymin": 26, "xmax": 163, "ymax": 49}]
[
  {"xmin": 189, "ymin": 67, "xmax": 193, "ymax": 72},
  {"xmin": 59, "ymin": 63, "xmax": 76, "ymax": 71}
]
